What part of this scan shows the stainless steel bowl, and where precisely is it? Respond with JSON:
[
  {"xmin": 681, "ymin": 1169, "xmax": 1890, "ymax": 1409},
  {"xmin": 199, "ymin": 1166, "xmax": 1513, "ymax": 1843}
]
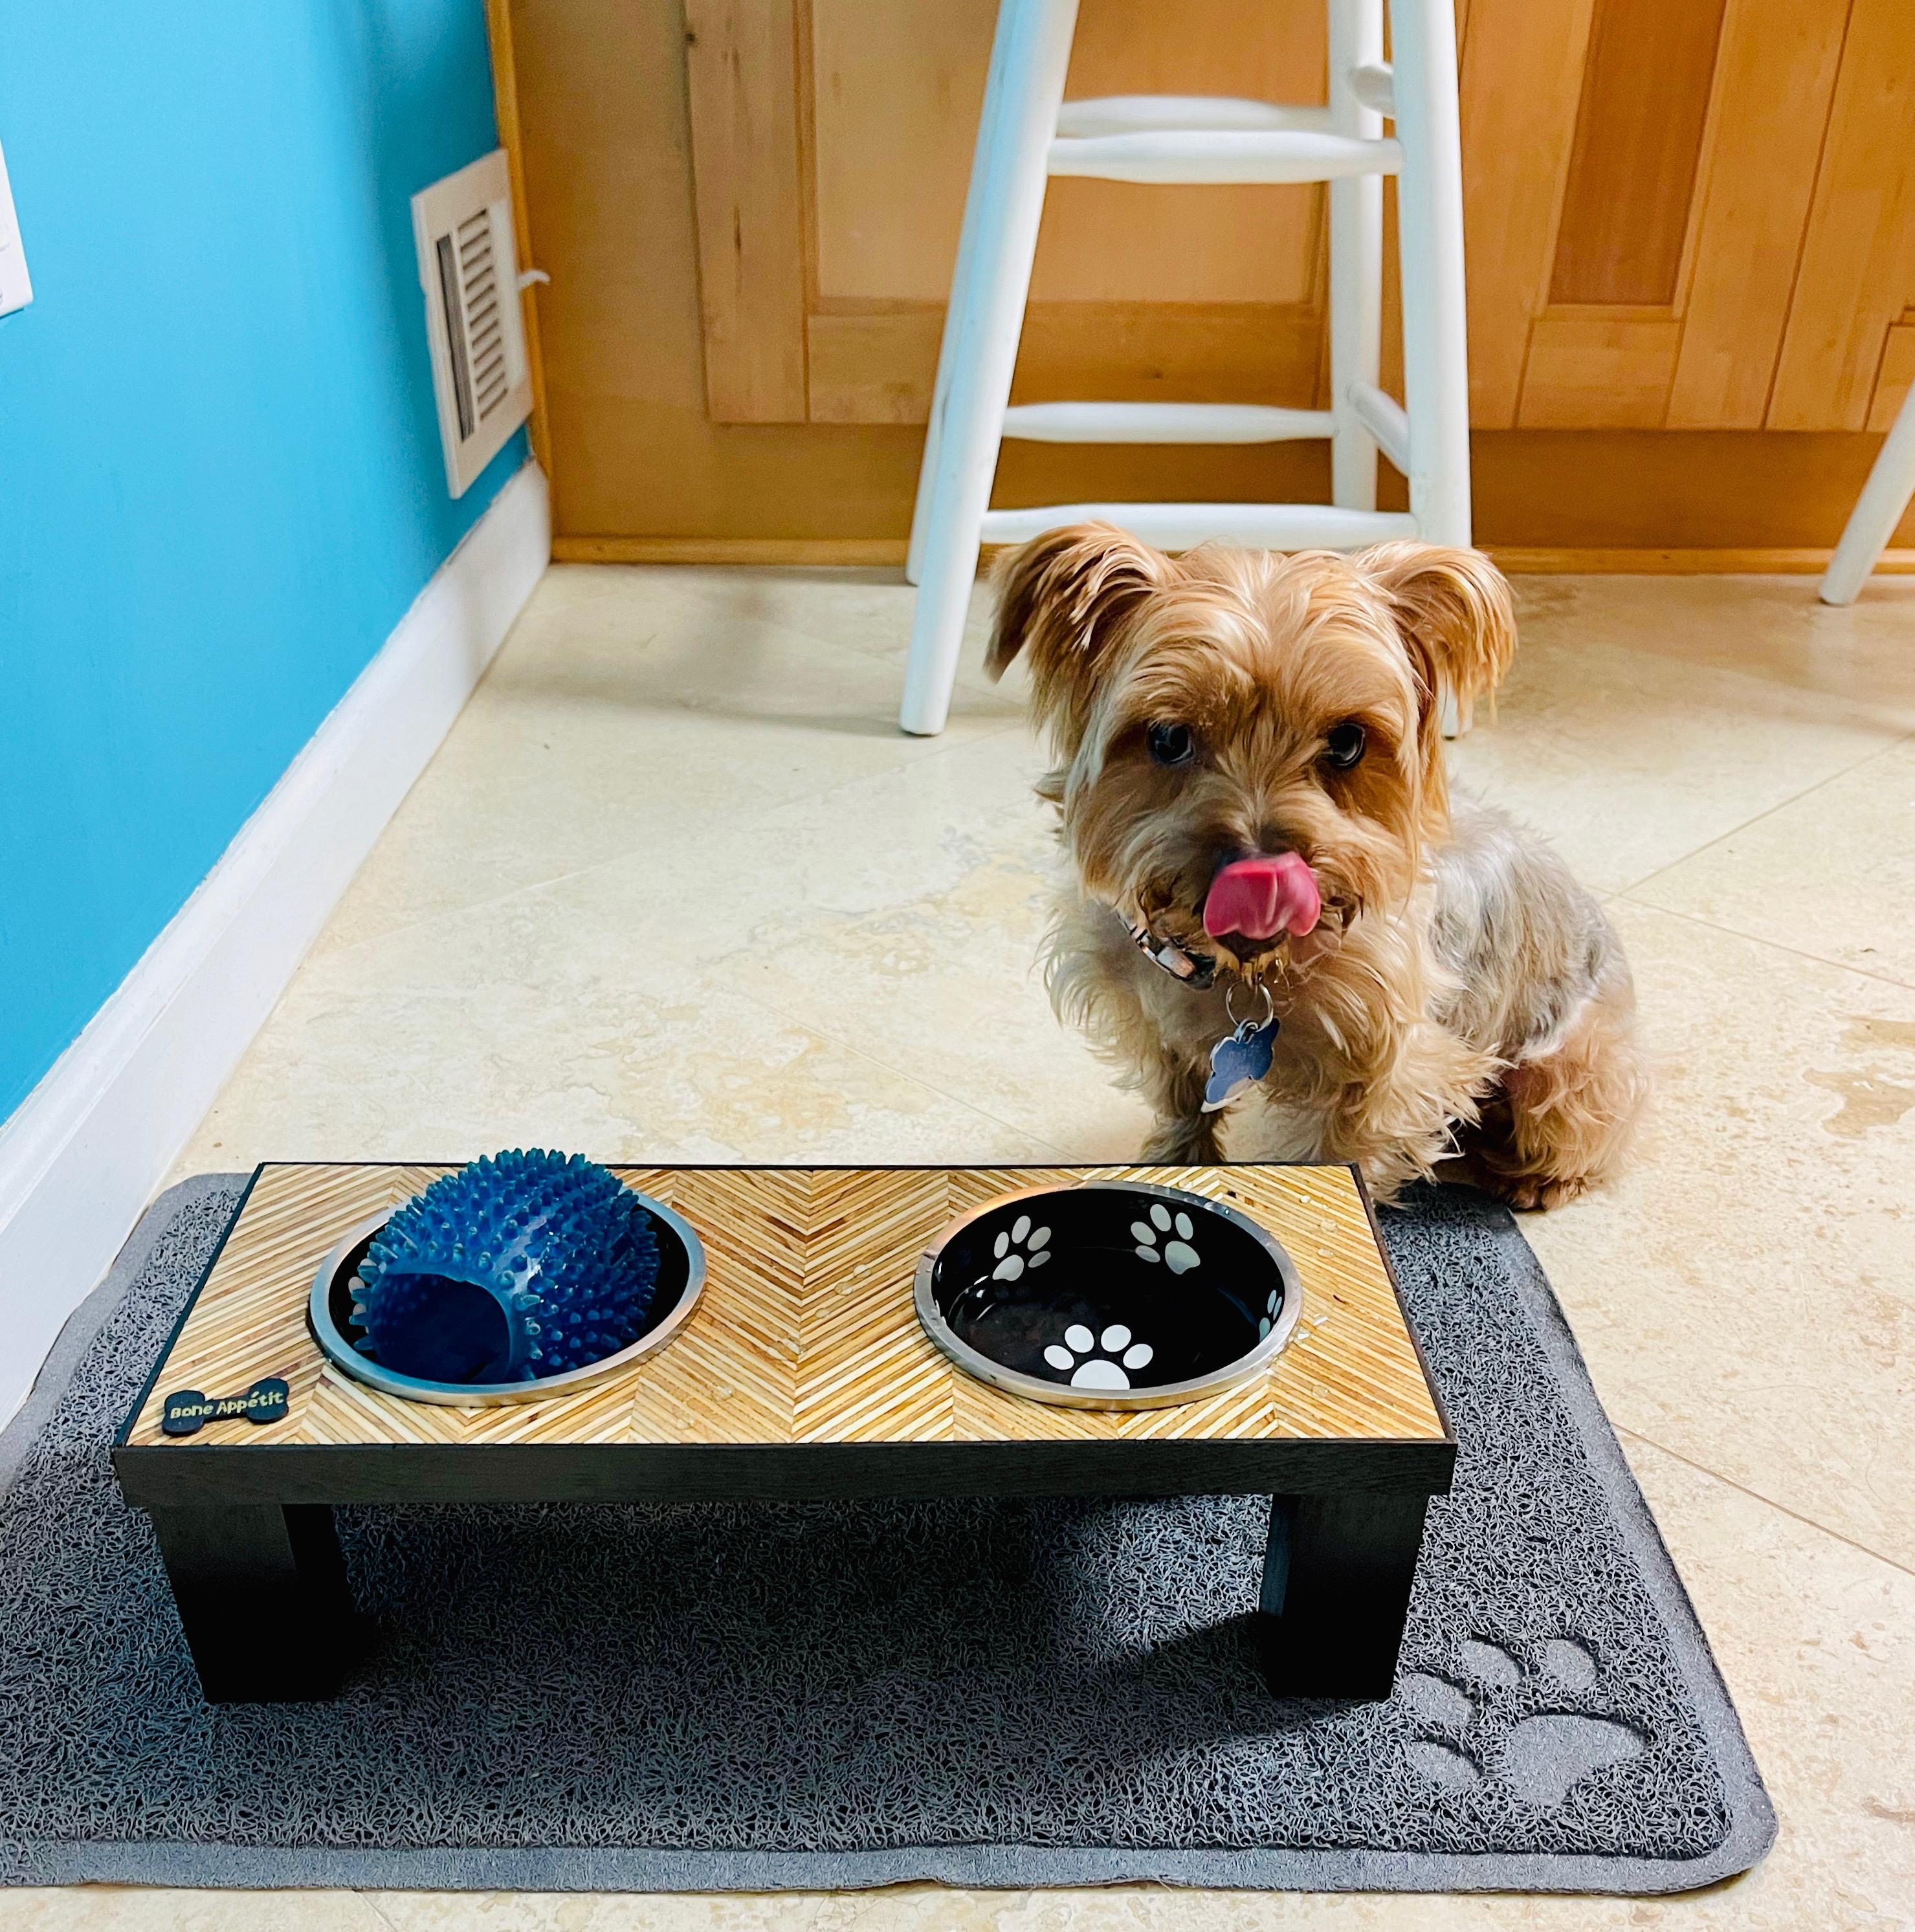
[
  {"xmin": 308, "ymin": 1192, "xmax": 706, "ymax": 1405},
  {"xmin": 914, "ymin": 1180, "xmax": 1301, "ymax": 1410}
]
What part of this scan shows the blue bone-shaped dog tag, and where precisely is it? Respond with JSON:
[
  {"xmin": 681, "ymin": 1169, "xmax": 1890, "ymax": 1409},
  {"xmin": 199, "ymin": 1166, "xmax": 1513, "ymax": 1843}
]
[{"xmin": 1202, "ymin": 1016, "xmax": 1278, "ymax": 1112}]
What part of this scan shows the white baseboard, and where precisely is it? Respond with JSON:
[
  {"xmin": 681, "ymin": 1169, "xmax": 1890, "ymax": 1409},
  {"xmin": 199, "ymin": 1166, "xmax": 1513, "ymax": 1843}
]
[{"xmin": 0, "ymin": 460, "xmax": 551, "ymax": 1429}]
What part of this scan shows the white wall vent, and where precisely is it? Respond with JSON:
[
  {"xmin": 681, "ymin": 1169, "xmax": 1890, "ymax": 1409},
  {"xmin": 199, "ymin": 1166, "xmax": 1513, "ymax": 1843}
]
[{"xmin": 412, "ymin": 150, "xmax": 533, "ymax": 498}]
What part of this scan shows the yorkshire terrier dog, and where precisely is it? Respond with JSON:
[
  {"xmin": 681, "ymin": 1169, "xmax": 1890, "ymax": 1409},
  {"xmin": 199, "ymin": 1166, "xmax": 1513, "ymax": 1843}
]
[{"xmin": 990, "ymin": 523, "xmax": 1646, "ymax": 1207}]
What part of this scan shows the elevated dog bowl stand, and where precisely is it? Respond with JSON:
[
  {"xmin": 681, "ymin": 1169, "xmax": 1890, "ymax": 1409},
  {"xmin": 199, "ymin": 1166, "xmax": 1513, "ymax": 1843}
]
[{"xmin": 115, "ymin": 1161, "xmax": 1455, "ymax": 1703}]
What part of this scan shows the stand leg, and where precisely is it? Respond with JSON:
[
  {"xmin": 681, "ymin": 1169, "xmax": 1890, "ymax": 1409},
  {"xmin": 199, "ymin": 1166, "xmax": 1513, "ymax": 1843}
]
[
  {"xmin": 149, "ymin": 1503, "xmax": 359, "ymax": 1702},
  {"xmin": 1257, "ymin": 1491, "xmax": 1428, "ymax": 1699}
]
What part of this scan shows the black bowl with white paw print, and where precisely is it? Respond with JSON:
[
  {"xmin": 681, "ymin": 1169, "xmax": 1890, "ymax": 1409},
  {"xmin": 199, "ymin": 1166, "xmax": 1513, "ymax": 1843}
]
[{"xmin": 913, "ymin": 1181, "xmax": 1302, "ymax": 1409}]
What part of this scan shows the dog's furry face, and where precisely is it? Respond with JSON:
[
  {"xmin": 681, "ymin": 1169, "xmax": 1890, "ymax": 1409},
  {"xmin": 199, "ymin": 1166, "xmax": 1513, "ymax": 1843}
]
[{"xmin": 988, "ymin": 525, "xmax": 1517, "ymax": 977}]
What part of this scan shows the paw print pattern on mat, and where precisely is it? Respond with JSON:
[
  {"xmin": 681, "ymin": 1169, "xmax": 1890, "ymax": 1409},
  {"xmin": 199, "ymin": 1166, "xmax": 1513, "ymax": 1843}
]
[
  {"xmin": 1402, "ymin": 1636, "xmax": 1646, "ymax": 1808},
  {"xmin": 990, "ymin": 1215, "xmax": 1051, "ymax": 1282},
  {"xmin": 1044, "ymin": 1322, "xmax": 1155, "ymax": 1390},
  {"xmin": 1131, "ymin": 1202, "xmax": 1200, "ymax": 1274}
]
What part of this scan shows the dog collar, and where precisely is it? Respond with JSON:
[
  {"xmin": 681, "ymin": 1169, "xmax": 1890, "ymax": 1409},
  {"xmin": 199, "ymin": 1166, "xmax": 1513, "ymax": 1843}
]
[{"xmin": 1125, "ymin": 914, "xmax": 1218, "ymax": 990}]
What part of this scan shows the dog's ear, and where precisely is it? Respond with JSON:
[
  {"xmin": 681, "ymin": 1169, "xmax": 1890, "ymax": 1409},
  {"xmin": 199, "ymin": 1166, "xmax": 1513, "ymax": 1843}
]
[
  {"xmin": 988, "ymin": 523, "xmax": 1172, "ymax": 745},
  {"xmin": 1355, "ymin": 542, "xmax": 1516, "ymax": 736}
]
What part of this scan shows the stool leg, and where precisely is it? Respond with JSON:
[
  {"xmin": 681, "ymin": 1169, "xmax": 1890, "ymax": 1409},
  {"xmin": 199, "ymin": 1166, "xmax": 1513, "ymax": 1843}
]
[
  {"xmin": 1391, "ymin": 0, "xmax": 1471, "ymax": 553},
  {"xmin": 1821, "ymin": 383, "xmax": 1915, "ymax": 605},
  {"xmin": 1329, "ymin": 0, "xmax": 1385, "ymax": 513},
  {"xmin": 900, "ymin": 0, "xmax": 1081, "ymax": 736},
  {"xmin": 149, "ymin": 1502, "xmax": 360, "ymax": 1702},
  {"xmin": 907, "ymin": 73, "xmax": 995, "ymax": 589},
  {"xmin": 1257, "ymin": 1491, "xmax": 1430, "ymax": 1699}
]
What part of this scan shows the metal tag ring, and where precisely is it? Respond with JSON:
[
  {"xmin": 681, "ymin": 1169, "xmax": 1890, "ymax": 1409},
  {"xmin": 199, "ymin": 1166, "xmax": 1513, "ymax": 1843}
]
[{"xmin": 1225, "ymin": 979, "xmax": 1274, "ymax": 1031}]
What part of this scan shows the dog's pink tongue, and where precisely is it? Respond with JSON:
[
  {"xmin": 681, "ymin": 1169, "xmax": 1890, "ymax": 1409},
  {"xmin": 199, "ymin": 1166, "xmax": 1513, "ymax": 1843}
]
[{"xmin": 1203, "ymin": 853, "xmax": 1322, "ymax": 941}]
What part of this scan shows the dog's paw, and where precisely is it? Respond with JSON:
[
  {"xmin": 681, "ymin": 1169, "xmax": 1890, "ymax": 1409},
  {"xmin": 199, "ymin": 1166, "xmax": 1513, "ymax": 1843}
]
[
  {"xmin": 1502, "ymin": 1173, "xmax": 1593, "ymax": 1212},
  {"xmin": 989, "ymin": 1214, "xmax": 1052, "ymax": 1282},
  {"xmin": 1400, "ymin": 1636, "xmax": 1645, "ymax": 1807},
  {"xmin": 1474, "ymin": 1160, "xmax": 1597, "ymax": 1213},
  {"xmin": 1043, "ymin": 1321, "xmax": 1155, "ymax": 1390},
  {"xmin": 1131, "ymin": 1202, "xmax": 1201, "ymax": 1274}
]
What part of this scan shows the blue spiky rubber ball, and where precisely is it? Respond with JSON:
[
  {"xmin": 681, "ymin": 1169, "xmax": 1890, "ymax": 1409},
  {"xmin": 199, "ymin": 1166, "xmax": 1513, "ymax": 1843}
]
[{"xmin": 351, "ymin": 1149, "xmax": 660, "ymax": 1385}]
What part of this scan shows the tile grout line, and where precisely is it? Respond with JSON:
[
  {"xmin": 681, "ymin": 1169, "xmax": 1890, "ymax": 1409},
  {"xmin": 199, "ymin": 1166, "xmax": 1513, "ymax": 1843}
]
[
  {"xmin": 1612, "ymin": 897, "xmax": 1915, "ymax": 997},
  {"xmin": 310, "ymin": 711, "xmax": 1032, "ymax": 969},
  {"xmin": 1513, "ymin": 589, "xmax": 1915, "ymax": 732},
  {"xmin": 526, "ymin": 569, "xmax": 1019, "ymax": 712},
  {"xmin": 320, "ymin": 567, "xmax": 1030, "ymax": 964},
  {"xmin": 744, "ymin": 982, "xmax": 1081, "ymax": 1163},
  {"xmin": 1616, "ymin": 1423, "xmax": 1915, "ymax": 1581},
  {"xmin": 1612, "ymin": 722, "xmax": 1915, "ymax": 903}
]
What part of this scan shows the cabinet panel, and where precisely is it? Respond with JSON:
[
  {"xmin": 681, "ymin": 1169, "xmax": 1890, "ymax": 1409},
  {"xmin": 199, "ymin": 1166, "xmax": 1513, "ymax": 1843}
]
[
  {"xmin": 683, "ymin": 0, "xmax": 809, "ymax": 423},
  {"xmin": 1548, "ymin": 0, "xmax": 1729, "ymax": 308},
  {"xmin": 1768, "ymin": 0, "xmax": 1915, "ymax": 430},
  {"xmin": 1665, "ymin": 0, "xmax": 1849, "ymax": 429},
  {"xmin": 810, "ymin": 0, "xmax": 1325, "ymax": 306}
]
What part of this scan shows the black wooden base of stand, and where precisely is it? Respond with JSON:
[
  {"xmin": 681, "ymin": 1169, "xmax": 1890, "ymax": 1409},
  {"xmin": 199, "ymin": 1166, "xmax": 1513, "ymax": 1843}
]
[
  {"xmin": 146, "ymin": 1489, "xmax": 1430, "ymax": 1706},
  {"xmin": 1254, "ymin": 1492, "xmax": 1430, "ymax": 1700},
  {"xmin": 149, "ymin": 1503, "xmax": 362, "ymax": 1702}
]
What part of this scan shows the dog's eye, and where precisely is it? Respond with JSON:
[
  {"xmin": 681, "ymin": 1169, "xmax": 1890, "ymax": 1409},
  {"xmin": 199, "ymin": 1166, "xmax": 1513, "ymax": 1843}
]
[
  {"xmin": 1147, "ymin": 723, "xmax": 1197, "ymax": 767},
  {"xmin": 1322, "ymin": 721, "xmax": 1367, "ymax": 771}
]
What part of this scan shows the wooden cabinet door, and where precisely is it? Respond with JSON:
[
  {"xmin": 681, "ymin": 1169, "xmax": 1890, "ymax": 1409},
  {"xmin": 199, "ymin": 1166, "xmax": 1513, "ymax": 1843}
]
[{"xmin": 682, "ymin": 0, "xmax": 1915, "ymax": 438}]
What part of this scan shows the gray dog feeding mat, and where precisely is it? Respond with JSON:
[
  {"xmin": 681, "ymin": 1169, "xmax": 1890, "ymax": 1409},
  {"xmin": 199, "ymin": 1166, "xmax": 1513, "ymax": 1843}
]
[{"xmin": 0, "ymin": 1173, "xmax": 1773, "ymax": 1893}]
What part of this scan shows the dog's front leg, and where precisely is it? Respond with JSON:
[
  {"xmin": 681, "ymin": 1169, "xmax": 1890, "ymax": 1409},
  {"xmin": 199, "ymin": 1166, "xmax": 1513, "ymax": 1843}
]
[
  {"xmin": 1312, "ymin": 1016, "xmax": 1494, "ymax": 1201},
  {"xmin": 1138, "ymin": 1048, "xmax": 1226, "ymax": 1166}
]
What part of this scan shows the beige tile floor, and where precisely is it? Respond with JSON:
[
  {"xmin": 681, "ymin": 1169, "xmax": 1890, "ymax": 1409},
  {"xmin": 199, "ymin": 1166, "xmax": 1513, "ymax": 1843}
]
[{"xmin": 18, "ymin": 569, "xmax": 1915, "ymax": 1929}]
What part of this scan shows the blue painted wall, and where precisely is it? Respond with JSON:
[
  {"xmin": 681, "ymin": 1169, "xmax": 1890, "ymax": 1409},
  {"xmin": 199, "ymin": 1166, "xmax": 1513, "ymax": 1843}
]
[{"xmin": 0, "ymin": 0, "xmax": 526, "ymax": 1119}]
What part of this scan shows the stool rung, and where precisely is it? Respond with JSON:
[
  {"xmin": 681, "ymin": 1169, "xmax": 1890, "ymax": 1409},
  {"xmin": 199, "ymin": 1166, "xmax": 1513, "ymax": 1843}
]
[
  {"xmin": 1347, "ymin": 382, "xmax": 1410, "ymax": 472},
  {"xmin": 1002, "ymin": 402, "xmax": 1334, "ymax": 445},
  {"xmin": 979, "ymin": 503, "xmax": 1418, "ymax": 551},
  {"xmin": 1049, "ymin": 129, "xmax": 1400, "ymax": 185},
  {"xmin": 1351, "ymin": 63, "xmax": 1396, "ymax": 115},
  {"xmin": 1056, "ymin": 96, "xmax": 1334, "ymax": 138}
]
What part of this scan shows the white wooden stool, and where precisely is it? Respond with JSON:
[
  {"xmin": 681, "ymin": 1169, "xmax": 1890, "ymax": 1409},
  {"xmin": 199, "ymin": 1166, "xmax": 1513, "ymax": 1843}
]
[
  {"xmin": 900, "ymin": 0, "xmax": 1471, "ymax": 736},
  {"xmin": 1820, "ymin": 380, "xmax": 1915, "ymax": 606}
]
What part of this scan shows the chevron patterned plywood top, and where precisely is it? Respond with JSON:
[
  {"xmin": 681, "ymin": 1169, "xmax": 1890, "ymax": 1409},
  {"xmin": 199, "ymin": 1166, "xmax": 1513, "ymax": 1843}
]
[{"xmin": 125, "ymin": 1163, "xmax": 1443, "ymax": 1451}]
